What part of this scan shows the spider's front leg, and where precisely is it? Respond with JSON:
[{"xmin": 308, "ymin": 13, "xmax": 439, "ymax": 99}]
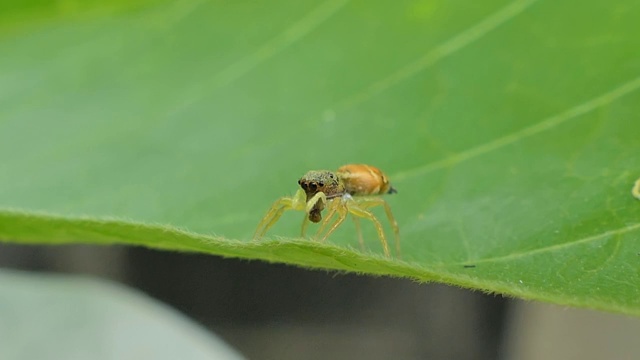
[
  {"xmin": 314, "ymin": 196, "xmax": 349, "ymax": 243},
  {"xmin": 253, "ymin": 189, "xmax": 307, "ymax": 239}
]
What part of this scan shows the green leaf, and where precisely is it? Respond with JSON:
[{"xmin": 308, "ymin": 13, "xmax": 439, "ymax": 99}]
[
  {"xmin": 0, "ymin": 269, "xmax": 245, "ymax": 360},
  {"xmin": 1, "ymin": 0, "xmax": 639, "ymax": 315}
]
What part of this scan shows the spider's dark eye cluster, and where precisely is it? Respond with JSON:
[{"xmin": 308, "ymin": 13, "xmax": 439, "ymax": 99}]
[{"xmin": 298, "ymin": 178, "xmax": 324, "ymax": 192}]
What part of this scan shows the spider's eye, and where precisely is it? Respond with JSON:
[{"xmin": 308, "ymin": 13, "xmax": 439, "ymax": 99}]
[
  {"xmin": 318, "ymin": 182, "xmax": 324, "ymax": 187},
  {"xmin": 309, "ymin": 182, "xmax": 317, "ymax": 191},
  {"xmin": 329, "ymin": 174, "xmax": 334, "ymax": 179},
  {"xmin": 297, "ymin": 179, "xmax": 302, "ymax": 185}
]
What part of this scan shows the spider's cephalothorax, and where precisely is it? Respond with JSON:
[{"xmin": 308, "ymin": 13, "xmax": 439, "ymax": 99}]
[
  {"xmin": 253, "ymin": 164, "xmax": 400, "ymax": 258},
  {"xmin": 297, "ymin": 170, "xmax": 345, "ymax": 223}
]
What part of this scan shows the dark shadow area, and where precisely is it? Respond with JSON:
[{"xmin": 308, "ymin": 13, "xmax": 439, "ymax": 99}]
[{"xmin": 0, "ymin": 243, "xmax": 509, "ymax": 359}]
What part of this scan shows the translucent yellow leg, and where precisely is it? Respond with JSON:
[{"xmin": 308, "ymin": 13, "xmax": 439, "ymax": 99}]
[
  {"xmin": 346, "ymin": 201, "xmax": 391, "ymax": 258},
  {"xmin": 352, "ymin": 217, "xmax": 365, "ymax": 251},
  {"xmin": 354, "ymin": 197, "xmax": 400, "ymax": 258},
  {"xmin": 301, "ymin": 216, "xmax": 310, "ymax": 238},
  {"xmin": 254, "ymin": 190, "xmax": 329, "ymax": 239},
  {"xmin": 317, "ymin": 199, "xmax": 348, "ymax": 243},
  {"xmin": 253, "ymin": 189, "xmax": 306, "ymax": 239}
]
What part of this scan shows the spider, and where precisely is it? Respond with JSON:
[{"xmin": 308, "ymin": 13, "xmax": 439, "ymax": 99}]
[{"xmin": 253, "ymin": 164, "xmax": 400, "ymax": 257}]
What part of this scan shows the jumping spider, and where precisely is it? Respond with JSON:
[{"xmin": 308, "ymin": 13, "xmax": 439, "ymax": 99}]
[{"xmin": 253, "ymin": 164, "xmax": 400, "ymax": 257}]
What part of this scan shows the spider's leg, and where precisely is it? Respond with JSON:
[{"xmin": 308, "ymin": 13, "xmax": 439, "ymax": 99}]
[
  {"xmin": 352, "ymin": 197, "xmax": 400, "ymax": 258},
  {"xmin": 351, "ymin": 217, "xmax": 365, "ymax": 251},
  {"xmin": 254, "ymin": 189, "xmax": 306, "ymax": 239},
  {"xmin": 301, "ymin": 216, "xmax": 310, "ymax": 238},
  {"xmin": 317, "ymin": 198, "xmax": 348, "ymax": 243},
  {"xmin": 345, "ymin": 200, "xmax": 390, "ymax": 258},
  {"xmin": 314, "ymin": 198, "xmax": 339, "ymax": 241},
  {"xmin": 253, "ymin": 199, "xmax": 292, "ymax": 239}
]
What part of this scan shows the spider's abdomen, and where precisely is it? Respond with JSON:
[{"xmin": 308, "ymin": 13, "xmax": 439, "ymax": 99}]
[{"xmin": 336, "ymin": 164, "xmax": 396, "ymax": 196}]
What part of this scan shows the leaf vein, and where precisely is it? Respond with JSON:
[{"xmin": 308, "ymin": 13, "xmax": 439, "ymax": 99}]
[
  {"xmin": 328, "ymin": 0, "xmax": 538, "ymax": 113},
  {"xmin": 175, "ymin": 0, "xmax": 350, "ymax": 109},
  {"xmin": 392, "ymin": 75, "xmax": 640, "ymax": 181},
  {"xmin": 464, "ymin": 222, "xmax": 640, "ymax": 265}
]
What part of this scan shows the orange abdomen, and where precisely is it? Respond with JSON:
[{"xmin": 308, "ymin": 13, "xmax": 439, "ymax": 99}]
[{"xmin": 336, "ymin": 164, "xmax": 396, "ymax": 196}]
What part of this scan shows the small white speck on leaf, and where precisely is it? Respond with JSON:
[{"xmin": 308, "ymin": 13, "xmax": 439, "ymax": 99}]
[{"xmin": 632, "ymin": 178, "xmax": 640, "ymax": 200}]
